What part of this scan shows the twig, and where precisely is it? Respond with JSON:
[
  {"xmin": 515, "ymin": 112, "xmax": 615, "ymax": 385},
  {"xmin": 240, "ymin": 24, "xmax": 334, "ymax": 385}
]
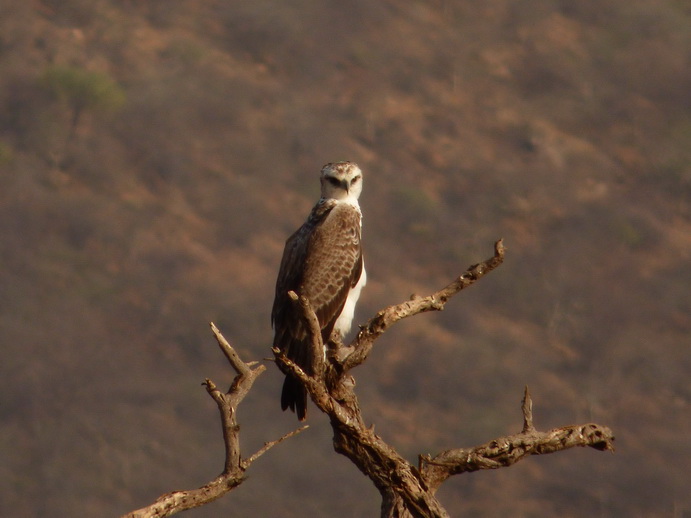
[
  {"xmin": 242, "ymin": 426, "xmax": 309, "ymax": 469},
  {"xmin": 211, "ymin": 322, "xmax": 251, "ymax": 377},
  {"xmin": 419, "ymin": 390, "xmax": 615, "ymax": 491},
  {"xmin": 521, "ymin": 385, "xmax": 535, "ymax": 433},
  {"xmin": 342, "ymin": 239, "xmax": 505, "ymax": 371},
  {"xmin": 120, "ymin": 325, "xmax": 304, "ymax": 518}
]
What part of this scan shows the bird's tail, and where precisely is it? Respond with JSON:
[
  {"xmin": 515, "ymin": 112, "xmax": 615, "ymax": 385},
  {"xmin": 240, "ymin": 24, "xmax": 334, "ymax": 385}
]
[{"xmin": 281, "ymin": 375, "xmax": 308, "ymax": 421}]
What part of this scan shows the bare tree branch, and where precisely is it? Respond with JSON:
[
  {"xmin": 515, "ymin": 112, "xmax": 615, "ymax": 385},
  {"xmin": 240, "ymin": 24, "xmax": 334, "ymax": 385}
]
[
  {"xmin": 242, "ymin": 426, "xmax": 308, "ymax": 469},
  {"xmin": 419, "ymin": 388, "xmax": 615, "ymax": 492},
  {"xmin": 341, "ymin": 239, "xmax": 505, "ymax": 371},
  {"xmin": 210, "ymin": 322, "xmax": 252, "ymax": 377},
  {"xmin": 274, "ymin": 240, "xmax": 614, "ymax": 518},
  {"xmin": 121, "ymin": 324, "xmax": 305, "ymax": 518},
  {"xmin": 288, "ymin": 290, "xmax": 326, "ymax": 379},
  {"xmin": 521, "ymin": 385, "xmax": 535, "ymax": 433},
  {"xmin": 126, "ymin": 240, "xmax": 613, "ymax": 518}
]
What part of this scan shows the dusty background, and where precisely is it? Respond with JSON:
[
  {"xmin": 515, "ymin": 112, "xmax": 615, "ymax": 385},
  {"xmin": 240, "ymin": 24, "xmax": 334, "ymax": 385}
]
[{"xmin": 1, "ymin": 1, "xmax": 689, "ymax": 516}]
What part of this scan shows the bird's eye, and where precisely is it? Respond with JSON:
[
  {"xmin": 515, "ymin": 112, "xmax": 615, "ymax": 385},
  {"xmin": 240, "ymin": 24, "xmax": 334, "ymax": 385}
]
[
  {"xmin": 328, "ymin": 177, "xmax": 340, "ymax": 186},
  {"xmin": 351, "ymin": 176, "xmax": 361, "ymax": 184}
]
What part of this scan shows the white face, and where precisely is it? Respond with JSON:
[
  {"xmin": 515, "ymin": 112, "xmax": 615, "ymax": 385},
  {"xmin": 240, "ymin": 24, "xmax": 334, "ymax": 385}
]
[{"xmin": 320, "ymin": 162, "xmax": 363, "ymax": 201}]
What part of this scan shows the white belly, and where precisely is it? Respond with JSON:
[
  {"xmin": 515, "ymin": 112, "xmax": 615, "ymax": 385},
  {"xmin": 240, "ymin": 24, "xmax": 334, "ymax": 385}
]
[{"xmin": 334, "ymin": 263, "xmax": 366, "ymax": 338}]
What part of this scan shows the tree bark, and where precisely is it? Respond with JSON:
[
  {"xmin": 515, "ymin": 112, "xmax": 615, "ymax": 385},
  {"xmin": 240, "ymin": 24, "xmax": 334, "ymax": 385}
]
[
  {"xmin": 124, "ymin": 240, "xmax": 615, "ymax": 517},
  {"xmin": 121, "ymin": 324, "xmax": 305, "ymax": 518},
  {"xmin": 275, "ymin": 240, "xmax": 615, "ymax": 517}
]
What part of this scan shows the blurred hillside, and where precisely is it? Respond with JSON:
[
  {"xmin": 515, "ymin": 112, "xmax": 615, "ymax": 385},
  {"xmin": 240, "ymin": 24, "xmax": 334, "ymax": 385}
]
[{"xmin": 1, "ymin": 1, "xmax": 689, "ymax": 516}]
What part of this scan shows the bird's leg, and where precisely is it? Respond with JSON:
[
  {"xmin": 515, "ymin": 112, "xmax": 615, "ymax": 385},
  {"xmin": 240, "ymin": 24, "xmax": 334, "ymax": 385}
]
[
  {"xmin": 327, "ymin": 332, "xmax": 355, "ymax": 368},
  {"xmin": 326, "ymin": 335, "xmax": 342, "ymax": 360}
]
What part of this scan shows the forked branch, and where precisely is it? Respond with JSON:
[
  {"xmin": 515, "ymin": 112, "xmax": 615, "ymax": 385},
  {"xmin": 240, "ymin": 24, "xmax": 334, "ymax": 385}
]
[
  {"xmin": 419, "ymin": 387, "xmax": 615, "ymax": 491},
  {"xmin": 341, "ymin": 239, "xmax": 505, "ymax": 371},
  {"xmin": 121, "ymin": 324, "xmax": 306, "ymax": 518},
  {"xmin": 275, "ymin": 240, "xmax": 614, "ymax": 518}
]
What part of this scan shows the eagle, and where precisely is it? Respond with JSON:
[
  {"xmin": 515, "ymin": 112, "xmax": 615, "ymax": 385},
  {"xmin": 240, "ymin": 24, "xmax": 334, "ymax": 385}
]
[{"xmin": 272, "ymin": 162, "xmax": 366, "ymax": 420}]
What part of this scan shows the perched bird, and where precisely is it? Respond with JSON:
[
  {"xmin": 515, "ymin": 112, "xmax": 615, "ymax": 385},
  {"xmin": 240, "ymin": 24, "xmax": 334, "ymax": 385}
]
[{"xmin": 272, "ymin": 162, "xmax": 366, "ymax": 420}]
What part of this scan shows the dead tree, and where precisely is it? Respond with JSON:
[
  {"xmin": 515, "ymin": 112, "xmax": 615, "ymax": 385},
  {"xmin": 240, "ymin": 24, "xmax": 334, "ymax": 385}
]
[
  {"xmin": 122, "ymin": 239, "xmax": 614, "ymax": 517},
  {"xmin": 120, "ymin": 324, "xmax": 306, "ymax": 518},
  {"xmin": 273, "ymin": 240, "xmax": 615, "ymax": 518}
]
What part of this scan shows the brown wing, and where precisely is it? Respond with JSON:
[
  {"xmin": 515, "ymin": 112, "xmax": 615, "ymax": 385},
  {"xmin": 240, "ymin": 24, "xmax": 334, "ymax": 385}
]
[
  {"xmin": 271, "ymin": 200, "xmax": 362, "ymax": 420},
  {"xmin": 272, "ymin": 209, "xmax": 322, "ymax": 421},
  {"xmin": 300, "ymin": 202, "xmax": 363, "ymax": 342},
  {"xmin": 271, "ymin": 224, "xmax": 309, "ymax": 347},
  {"xmin": 271, "ymin": 199, "xmax": 335, "ymax": 354}
]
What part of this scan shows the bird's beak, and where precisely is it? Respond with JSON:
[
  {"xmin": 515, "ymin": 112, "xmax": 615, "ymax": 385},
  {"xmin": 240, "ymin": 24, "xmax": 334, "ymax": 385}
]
[{"xmin": 342, "ymin": 180, "xmax": 349, "ymax": 194}]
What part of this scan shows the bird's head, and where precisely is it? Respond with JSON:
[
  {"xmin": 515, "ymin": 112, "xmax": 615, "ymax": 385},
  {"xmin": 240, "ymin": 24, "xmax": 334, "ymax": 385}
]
[{"xmin": 320, "ymin": 161, "xmax": 363, "ymax": 202}]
